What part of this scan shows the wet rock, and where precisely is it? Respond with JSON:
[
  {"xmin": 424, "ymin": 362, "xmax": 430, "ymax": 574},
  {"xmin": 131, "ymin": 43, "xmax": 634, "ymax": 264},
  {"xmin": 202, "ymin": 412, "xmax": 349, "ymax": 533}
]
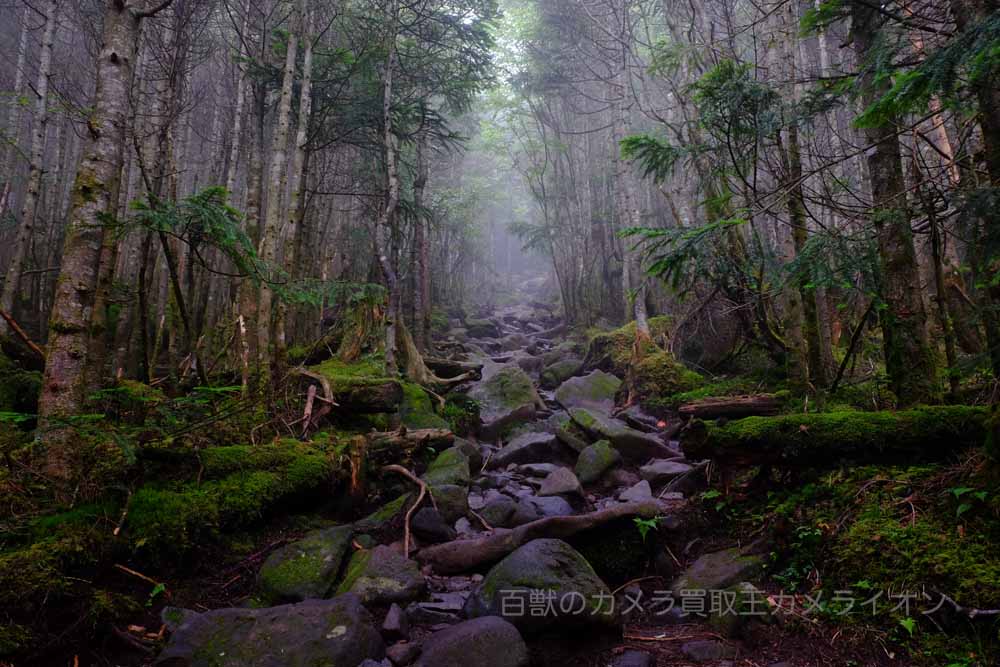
[
  {"xmin": 487, "ymin": 431, "xmax": 559, "ymax": 469},
  {"xmin": 257, "ymin": 525, "xmax": 353, "ymax": 604},
  {"xmin": 468, "ymin": 365, "xmax": 543, "ymax": 439},
  {"xmin": 554, "ymin": 422, "xmax": 591, "ymax": 453},
  {"xmin": 671, "ymin": 548, "xmax": 764, "ymax": 599},
  {"xmin": 382, "ymin": 603, "xmax": 409, "ymax": 641},
  {"xmin": 386, "ymin": 641, "xmax": 420, "ymax": 665},
  {"xmin": 569, "ymin": 407, "xmax": 674, "ymax": 461},
  {"xmin": 431, "ymin": 484, "xmax": 470, "ymax": 523},
  {"xmin": 681, "ymin": 639, "xmax": 735, "ymax": 662},
  {"xmin": 612, "ymin": 649, "xmax": 655, "ymax": 667},
  {"xmin": 554, "ymin": 370, "xmax": 621, "ymax": 412},
  {"xmin": 539, "ymin": 358, "xmax": 583, "ymax": 389},
  {"xmin": 479, "ymin": 496, "xmax": 519, "ymax": 527},
  {"xmin": 618, "ymin": 480, "xmax": 653, "ymax": 503},
  {"xmin": 412, "ymin": 507, "xmax": 457, "ymax": 544},
  {"xmin": 414, "ymin": 617, "xmax": 529, "ymax": 667},
  {"xmin": 337, "ymin": 545, "xmax": 427, "ymax": 605},
  {"xmin": 538, "ymin": 467, "xmax": 582, "ymax": 497},
  {"xmin": 523, "ymin": 495, "xmax": 574, "ymax": 518},
  {"xmin": 466, "ymin": 318, "xmax": 501, "ymax": 339},
  {"xmin": 639, "ymin": 459, "xmax": 693, "ymax": 485},
  {"xmin": 574, "ymin": 440, "xmax": 622, "ymax": 484},
  {"xmin": 517, "ymin": 462, "xmax": 563, "ymax": 478},
  {"xmin": 465, "ymin": 538, "xmax": 616, "ymax": 633},
  {"xmin": 423, "ymin": 447, "xmax": 471, "ymax": 487},
  {"xmin": 155, "ymin": 594, "xmax": 384, "ymax": 666},
  {"xmin": 405, "ymin": 601, "xmax": 462, "ymax": 626}
]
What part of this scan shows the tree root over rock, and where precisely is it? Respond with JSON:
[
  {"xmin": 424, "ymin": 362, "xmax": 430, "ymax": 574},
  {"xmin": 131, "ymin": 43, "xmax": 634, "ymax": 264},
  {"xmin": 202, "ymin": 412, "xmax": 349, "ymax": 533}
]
[{"xmin": 415, "ymin": 501, "xmax": 662, "ymax": 574}]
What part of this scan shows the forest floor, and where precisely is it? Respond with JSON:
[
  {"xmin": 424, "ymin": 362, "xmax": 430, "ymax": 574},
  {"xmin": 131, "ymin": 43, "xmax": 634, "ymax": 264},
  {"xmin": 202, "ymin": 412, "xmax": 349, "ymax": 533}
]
[{"xmin": 3, "ymin": 271, "xmax": 997, "ymax": 667}]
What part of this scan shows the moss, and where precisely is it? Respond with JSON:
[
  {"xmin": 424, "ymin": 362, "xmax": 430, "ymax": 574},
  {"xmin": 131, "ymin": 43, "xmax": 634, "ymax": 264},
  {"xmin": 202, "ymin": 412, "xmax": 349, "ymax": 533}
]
[
  {"xmin": 631, "ymin": 350, "xmax": 702, "ymax": 401},
  {"xmin": 355, "ymin": 493, "xmax": 410, "ymax": 532},
  {"xmin": 399, "ymin": 382, "xmax": 449, "ymax": 429},
  {"xmin": 686, "ymin": 405, "xmax": 989, "ymax": 466},
  {"xmin": 200, "ymin": 441, "xmax": 324, "ymax": 479},
  {"xmin": 127, "ymin": 444, "xmax": 333, "ymax": 561},
  {"xmin": 335, "ymin": 548, "xmax": 372, "ymax": 594},
  {"xmin": 585, "ymin": 316, "xmax": 673, "ymax": 375},
  {"xmin": 312, "ymin": 355, "xmax": 393, "ymax": 392},
  {"xmin": 422, "ymin": 447, "xmax": 471, "ymax": 487},
  {"xmin": 483, "ymin": 366, "xmax": 537, "ymax": 410}
]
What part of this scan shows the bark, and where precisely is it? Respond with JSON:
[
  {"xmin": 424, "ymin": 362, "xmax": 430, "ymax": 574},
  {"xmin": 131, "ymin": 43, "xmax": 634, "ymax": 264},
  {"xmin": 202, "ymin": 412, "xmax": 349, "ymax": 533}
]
[
  {"xmin": 276, "ymin": 0, "xmax": 314, "ymax": 372},
  {"xmin": 0, "ymin": 0, "xmax": 58, "ymax": 333},
  {"xmin": 677, "ymin": 394, "xmax": 787, "ymax": 420},
  {"xmin": 412, "ymin": 139, "xmax": 430, "ymax": 351},
  {"xmin": 850, "ymin": 1, "xmax": 938, "ymax": 405},
  {"xmin": 0, "ymin": 5, "xmax": 29, "ymax": 218},
  {"xmin": 256, "ymin": 9, "xmax": 299, "ymax": 382},
  {"xmin": 376, "ymin": 6, "xmax": 401, "ymax": 373},
  {"xmin": 40, "ymin": 1, "xmax": 168, "ymax": 479}
]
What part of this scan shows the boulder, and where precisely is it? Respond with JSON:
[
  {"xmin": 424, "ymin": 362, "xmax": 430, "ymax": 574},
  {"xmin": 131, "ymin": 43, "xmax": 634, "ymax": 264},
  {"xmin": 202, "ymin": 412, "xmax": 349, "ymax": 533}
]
[
  {"xmin": 452, "ymin": 437, "xmax": 484, "ymax": 472},
  {"xmin": 574, "ymin": 440, "xmax": 622, "ymax": 484},
  {"xmin": 337, "ymin": 545, "xmax": 426, "ymax": 604},
  {"xmin": 554, "ymin": 370, "xmax": 621, "ymax": 412},
  {"xmin": 414, "ymin": 617, "xmax": 529, "ymax": 667},
  {"xmin": 431, "ymin": 484, "xmax": 469, "ymax": 523},
  {"xmin": 671, "ymin": 548, "xmax": 764, "ymax": 599},
  {"xmin": 400, "ymin": 383, "xmax": 450, "ymax": 430},
  {"xmin": 538, "ymin": 468, "xmax": 582, "ymax": 497},
  {"xmin": 466, "ymin": 318, "xmax": 501, "ymax": 339},
  {"xmin": 639, "ymin": 459, "xmax": 693, "ymax": 485},
  {"xmin": 569, "ymin": 407, "xmax": 673, "ymax": 462},
  {"xmin": 468, "ymin": 365, "xmax": 543, "ymax": 439},
  {"xmin": 257, "ymin": 525, "xmax": 353, "ymax": 604},
  {"xmin": 156, "ymin": 594, "xmax": 384, "ymax": 666},
  {"xmin": 487, "ymin": 431, "xmax": 560, "ymax": 469},
  {"xmin": 464, "ymin": 538, "xmax": 616, "ymax": 633},
  {"xmin": 517, "ymin": 463, "xmax": 564, "ymax": 478},
  {"xmin": 522, "ymin": 495, "xmax": 575, "ymax": 519},
  {"xmin": 501, "ymin": 333, "xmax": 531, "ymax": 351},
  {"xmin": 381, "ymin": 603, "xmax": 408, "ymax": 641},
  {"xmin": 539, "ymin": 358, "xmax": 583, "ymax": 389},
  {"xmin": 423, "ymin": 447, "xmax": 471, "ymax": 487},
  {"xmin": 386, "ymin": 641, "xmax": 420, "ymax": 665},
  {"xmin": 412, "ymin": 507, "xmax": 457, "ymax": 543}
]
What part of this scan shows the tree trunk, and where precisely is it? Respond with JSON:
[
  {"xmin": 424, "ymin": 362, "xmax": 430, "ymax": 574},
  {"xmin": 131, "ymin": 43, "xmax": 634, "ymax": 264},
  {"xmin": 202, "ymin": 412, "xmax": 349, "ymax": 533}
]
[
  {"xmin": 850, "ymin": 1, "xmax": 938, "ymax": 405},
  {"xmin": 257, "ymin": 9, "xmax": 299, "ymax": 382},
  {"xmin": 376, "ymin": 6, "xmax": 401, "ymax": 373},
  {"xmin": 1, "ymin": 0, "xmax": 58, "ymax": 333},
  {"xmin": 40, "ymin": 1, "xmax": 153, "ymax": 480},
  {"xmin": 412, "ymin": 139, "xmax": 430, "ymax": 351},
  {"xmin": 0, "ymin": 4, "xmax": 30, "ymax": 219}
]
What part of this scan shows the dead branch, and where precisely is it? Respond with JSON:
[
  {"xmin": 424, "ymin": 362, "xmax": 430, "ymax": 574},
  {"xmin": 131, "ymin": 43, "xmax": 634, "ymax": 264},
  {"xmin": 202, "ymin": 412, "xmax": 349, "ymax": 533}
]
[{"xmin": 0, "ymin": 309, "xmax": 44, "ymax": 359}]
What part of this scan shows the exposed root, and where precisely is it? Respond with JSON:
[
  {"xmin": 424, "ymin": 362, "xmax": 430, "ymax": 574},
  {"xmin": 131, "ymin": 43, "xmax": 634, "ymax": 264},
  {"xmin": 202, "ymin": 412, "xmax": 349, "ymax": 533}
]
[{"xmin": 382, "ymin": 464, "xmax": 436, "ymax": 558}]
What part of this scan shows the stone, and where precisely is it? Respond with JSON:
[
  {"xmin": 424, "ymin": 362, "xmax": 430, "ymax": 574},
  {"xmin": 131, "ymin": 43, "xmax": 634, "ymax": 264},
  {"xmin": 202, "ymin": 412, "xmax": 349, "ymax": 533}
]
[
  {"xmin": 452, "ymin": 437, "xmax": 484, "ymax": 473},
  {"xmin": 539, "ymin": 358, "xmax": 583, "ymax": 389},
  {"xmin": 538, "ymin": 467, "xmax": 582, "ymax": 497},
  {"xmin": 569, "ymin": 407, "xmax": 674, "ymax": 462},
  {"xmin": 465, "ymin": 538, "xmax": 616, "ymax": 633},
  {"xmin": 411, "ymin": 507, "xmax": 457, "ymax": 544},
  {"xmin": 337, "ymin": 545, "xmax": 427, "ymax": 604},
  {"xmin": 382, "ymin": 603, "xmax": 409, "ymax": 641},
  {"xmin": 431, "ymin": 484, "xmax": 469, "ymax": 524},
  {"xmin": 468, "ymin": 365, "xmax": 543, "ymax": 439},
  {"xmin": 708, "ymin": 582, "xmax": 773, "ymax": 639},
  {"xmin": 155, "ymin": 594, "xmax": 384, "ymax": 666},
  {"xmin": 257, "ymin": 525, "xmax": 354, "ymax": 604},
  {"xmin": 487, "ymin": 431, "xmax": 559, "ymax": 469},
  {"xmin": 639, "ymin": 459, "xmax": 693, "ymax": 485},
  {"xmin": 681, "ymin": 639, "xmax": 735, "ymax": 662},
  {"xmin": 501, "ymin": 333, "xmax": 531, "ymax": 351},
  {"xmin": 405, "ymin": 601, "xmax": 462, "ymax": 626},
  {"xmin": 523, "ymin": 495, "xmax": 574, "ymax": 518},
  {"xmin": 466, "ymin": 318, "xmax": 501, "ymax": 339},
  {"xmin": 414, "ymin": 617, "xmax": 529, "ymax": 667},
  {"xmin": 400, "ymin": 384, "xmax": 450, "ymax": 430},
  {"xmin": 612, "ymin": 650, "xmax": 654, "ymax": 667},
  {"xmin": 386, "ymin": 641, "xmax": 421, "ymax": 665},
  {"xmin": 517, "ymin": 462, "xmax": 563, "ymax": 477},
  {"xmin": 574, "ymin": 440, "xmax": 622, "ymax": 484},
  {"xmin": 423, "ymin": 447, "xmax": 471, "ymax": 487},
  {"xmin": 671, "ymin": 548, "xmax": 764, "ymax": 599},
  {"xmin": 554, "ymin": 370, "xmax": 621, "ymax": 412},
  {"xmin": 618, "ymin": 480, "xmax": 653, "ymax": 503},
  {"xmin": 358, "ymin": 660, "xmax": 392, "ymax": 667}
]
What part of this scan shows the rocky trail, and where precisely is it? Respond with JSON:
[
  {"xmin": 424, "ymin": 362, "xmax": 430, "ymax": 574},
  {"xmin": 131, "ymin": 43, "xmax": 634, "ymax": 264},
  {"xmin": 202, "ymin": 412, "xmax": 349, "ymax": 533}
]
[{"xmin": 153, "ymin": 275, "xmax": 893, "ymax": 667}]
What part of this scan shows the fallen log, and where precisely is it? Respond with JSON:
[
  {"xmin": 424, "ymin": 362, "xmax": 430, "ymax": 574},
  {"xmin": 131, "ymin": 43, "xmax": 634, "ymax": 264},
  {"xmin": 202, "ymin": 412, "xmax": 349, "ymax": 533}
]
[
  {"xmin": 423, "ymin": 356, "xmax": 483, "ymax": 379},
  {"xmin": 366, "ymin": 427, "xmax": 454, "ymax": 464},
  {"xmin": 677, "ymin": 393, "xmax": 786, "ymax": 420},
  {"xmin": 415, "ymin": 500, "xmax": 661, "ymax": 574},
  {"xmin": 681, "ymin": 405, "xmax": 988, "ymax": 468}
]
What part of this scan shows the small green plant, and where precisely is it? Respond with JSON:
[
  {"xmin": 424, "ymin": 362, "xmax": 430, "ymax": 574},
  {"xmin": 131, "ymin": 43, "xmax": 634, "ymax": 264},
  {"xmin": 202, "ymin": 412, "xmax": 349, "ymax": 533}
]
[
  {"xmin": 633, "ymin": 516, "xmax": 659, "ymax": 543},
  {"xmin": 899, "ymin": 616, "xmax": 917, "ymax": 637},
  {"xmin": 948, "ymin": 486, "xmax": 989, "ymax": 519},
  {"xmin": 146, "ymin": 583, "xmax": 167, "ymax": 608}
]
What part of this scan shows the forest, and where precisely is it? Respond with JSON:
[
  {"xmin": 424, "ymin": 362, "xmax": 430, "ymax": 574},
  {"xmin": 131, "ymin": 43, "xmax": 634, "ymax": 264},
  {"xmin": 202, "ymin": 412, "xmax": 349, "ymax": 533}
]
[{"xmin": 0, "ymin": 0, "xmax": 999, "ymax": 665}]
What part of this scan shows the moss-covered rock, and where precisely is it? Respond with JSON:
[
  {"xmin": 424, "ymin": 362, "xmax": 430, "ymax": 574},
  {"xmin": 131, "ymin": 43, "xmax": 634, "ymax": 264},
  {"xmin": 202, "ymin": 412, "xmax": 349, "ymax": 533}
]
[
  {"xmin": 400, "ymin": 382, "xmax": 449, "ymax": 429},
  {"xmin": 422, "ymin": 447, "xmax": 471, "ymax": 487},
  {"xmin": 258, "ymin": 525, "xmax": 354, "ymax": 604},
  {"xmin": 574, "ymin": 440, "xmax": 622, "ymax": 484},
  {"xmin": 311, "ymin": 356, "xmax": 402, "ymax": 413},
  {"xmin": 630, "ymin": 351, "xmax": 702, "ymax": 402},
  {"xmin": 336, "ymin": 545, "xmax": 426, "ymax": 604},
  {"xmin": 468, "ymin": 365, "xmax": 542, "ymax": 439},
  {"xmin": 539, "ymin": 358, "xmax": 583, "ymax": 389},
  {"xmin": 670, "ymin": 548, "xmax": 764, "ymax": 599},
  {"xmin": 569, "ymin": 407, "xmax": 673, "ymax": 462},
  {"xmin": 554, "ymin": 370, "xmax": 621, "ymax": 412},
  {"xmin": 466, "ymin": 318, "xmax": 501, "ymax": 339},
  {"xmin": 583, "ymin": 316, "xmax": 672, "ymax": 376}
]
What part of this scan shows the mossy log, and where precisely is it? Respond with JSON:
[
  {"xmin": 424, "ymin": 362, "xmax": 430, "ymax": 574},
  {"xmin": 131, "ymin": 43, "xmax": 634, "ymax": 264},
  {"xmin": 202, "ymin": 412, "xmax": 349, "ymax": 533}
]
[
  {"xmin": 677, "ymin": 393, "xmax": 786, "ymax": 420},
  {"xmin": 367, "ymin": 427, "xmax": 454, "ymax": 462},
  {"xmin": 423, "ymin": 356, "xmax": 483, "ymax": 379},
  {"xmin": 681, "ymin": 406, "xmax": 989, "ymax": 467},
  {"xmin": 333, "ymin": 379, "xmax": 403, "ymax": 412}
]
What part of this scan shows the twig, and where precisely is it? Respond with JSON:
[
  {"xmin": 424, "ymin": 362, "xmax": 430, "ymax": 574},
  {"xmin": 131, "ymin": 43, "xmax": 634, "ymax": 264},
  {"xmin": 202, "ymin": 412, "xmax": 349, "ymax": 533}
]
[
  {"xmin": 469, "ymin": 508, "xmax": 493, "ymax": 531},
  {"xmin": 383, "ymin": 464, "xmax": 435, "ymax": 558},
  {"xmin": 0, "ymin": 308, "xmax": 45, "ymax": 359},
  {"xmin": 113, "ymin": 563, "xmax": 162, "ymax": 587}
]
